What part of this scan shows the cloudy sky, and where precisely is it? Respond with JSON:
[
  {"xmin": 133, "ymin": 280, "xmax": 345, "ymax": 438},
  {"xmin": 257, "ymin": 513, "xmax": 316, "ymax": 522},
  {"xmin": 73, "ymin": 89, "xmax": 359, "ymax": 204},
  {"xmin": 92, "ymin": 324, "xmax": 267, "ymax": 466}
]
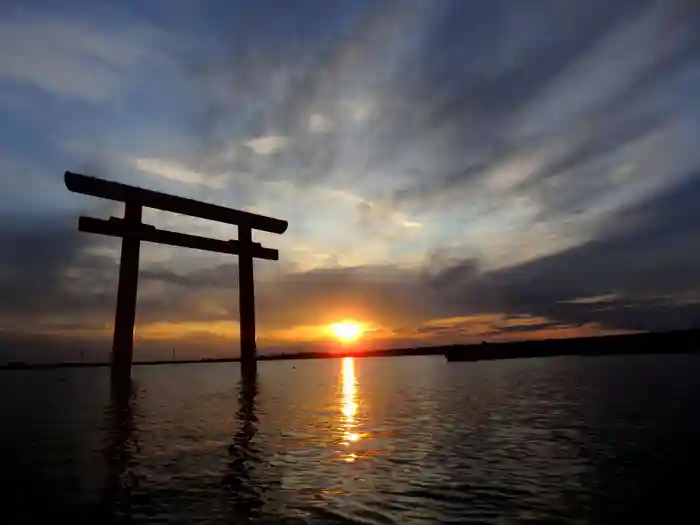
[{"xmin": 1, "ymin": 0, "xmax": 699, "ymax": 362}]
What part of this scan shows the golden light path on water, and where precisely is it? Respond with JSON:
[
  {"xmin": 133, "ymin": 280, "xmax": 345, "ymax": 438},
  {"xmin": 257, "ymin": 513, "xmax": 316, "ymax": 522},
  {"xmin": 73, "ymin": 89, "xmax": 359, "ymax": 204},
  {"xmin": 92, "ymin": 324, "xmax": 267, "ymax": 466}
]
[{"xmin": 340, "ymin": 357, "xmax": 362, "ymax": 462}]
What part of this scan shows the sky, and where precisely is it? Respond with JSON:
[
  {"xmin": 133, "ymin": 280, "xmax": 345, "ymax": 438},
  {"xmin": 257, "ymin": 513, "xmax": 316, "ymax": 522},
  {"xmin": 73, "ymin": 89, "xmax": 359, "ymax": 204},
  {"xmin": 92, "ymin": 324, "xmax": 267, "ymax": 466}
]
[{"xmin": 1, "ymin": 0, "xmax": 700, "ymax": 362}]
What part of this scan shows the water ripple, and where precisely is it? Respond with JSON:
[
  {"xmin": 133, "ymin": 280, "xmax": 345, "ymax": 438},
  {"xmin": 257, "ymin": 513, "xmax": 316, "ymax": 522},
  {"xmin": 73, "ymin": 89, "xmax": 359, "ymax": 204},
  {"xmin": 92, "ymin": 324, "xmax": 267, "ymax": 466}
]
[{"xmin": 3, "ymin": 355, "xmax": 700, "ymax": 523}]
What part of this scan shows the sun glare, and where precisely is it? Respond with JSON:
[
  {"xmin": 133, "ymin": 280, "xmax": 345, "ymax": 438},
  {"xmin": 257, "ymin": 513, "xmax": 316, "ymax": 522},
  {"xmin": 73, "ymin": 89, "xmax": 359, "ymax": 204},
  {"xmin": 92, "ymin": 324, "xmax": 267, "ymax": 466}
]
[{"xmin": 330, "ymin": 321, "xmax": 364, "ymax": 343}]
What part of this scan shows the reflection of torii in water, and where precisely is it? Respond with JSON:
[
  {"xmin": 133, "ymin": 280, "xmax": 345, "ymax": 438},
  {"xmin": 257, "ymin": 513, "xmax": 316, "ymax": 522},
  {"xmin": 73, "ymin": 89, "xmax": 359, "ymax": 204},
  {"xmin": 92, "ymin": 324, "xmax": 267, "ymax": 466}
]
[
  {"xmin": 223, "ymin": 365, "xmax": 267, "ymax": 521},
  {"xmin": 93, "ymin": 379, "xmax": 140, "ymax": 523}
]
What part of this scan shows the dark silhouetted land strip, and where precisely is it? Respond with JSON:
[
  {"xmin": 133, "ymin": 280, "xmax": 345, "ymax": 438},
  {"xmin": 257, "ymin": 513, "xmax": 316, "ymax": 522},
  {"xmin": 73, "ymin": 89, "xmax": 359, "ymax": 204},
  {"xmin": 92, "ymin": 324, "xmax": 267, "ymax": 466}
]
[
  {"xmin": 2, "ymin": 328, "xmax": 700, "ymax": 371},
  {"xmin": 443, "ymin": 328, "xmax": 700, "ymax": 361}
]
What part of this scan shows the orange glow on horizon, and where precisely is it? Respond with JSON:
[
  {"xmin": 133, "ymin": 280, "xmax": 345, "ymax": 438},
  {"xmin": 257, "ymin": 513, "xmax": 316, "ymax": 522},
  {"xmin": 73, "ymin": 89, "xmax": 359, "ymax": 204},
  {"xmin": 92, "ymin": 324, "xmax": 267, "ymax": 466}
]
[
  {"xmin": 138, "ymin": 320, "xmax": 241, "ymax": 340},
  {"xmin": 31, "ymin": 313, "xmax": 630, "ymax": 351}
]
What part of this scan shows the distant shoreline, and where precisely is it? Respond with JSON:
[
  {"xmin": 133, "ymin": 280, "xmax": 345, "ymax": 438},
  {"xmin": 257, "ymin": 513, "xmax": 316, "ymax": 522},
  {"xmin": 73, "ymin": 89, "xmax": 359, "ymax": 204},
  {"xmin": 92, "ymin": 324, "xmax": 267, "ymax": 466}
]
[
  {"xmin": 0, "ymin": 348, "xmax": 444, "ymax": 371},
  {"xmin": 444, "ymin": 328, "xmax": 700, "ymax": 362},
  {"xmin": 2, "ymin": 328, "xmax": 699, "ymax": 371}
]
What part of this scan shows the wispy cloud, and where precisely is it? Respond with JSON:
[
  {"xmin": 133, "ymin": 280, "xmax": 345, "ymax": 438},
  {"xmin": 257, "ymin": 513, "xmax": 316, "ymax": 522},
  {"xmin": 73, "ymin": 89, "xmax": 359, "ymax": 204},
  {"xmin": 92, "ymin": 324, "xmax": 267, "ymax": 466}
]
[
  {"xmin": 0, "ymin": 9, "xmax": 161, "ymax": 103},
  {"xmin": 246, "ymin": 135, "xmax": 290, "ymax": 155},
  {"xmin": 132, "ymin": 157, "xmax": 221, "ymax": 187}
]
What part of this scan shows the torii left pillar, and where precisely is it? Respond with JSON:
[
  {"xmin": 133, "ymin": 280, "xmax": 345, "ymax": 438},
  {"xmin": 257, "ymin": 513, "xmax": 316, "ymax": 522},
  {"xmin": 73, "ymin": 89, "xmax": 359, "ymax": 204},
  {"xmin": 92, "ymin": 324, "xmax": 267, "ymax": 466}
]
[{"xmin": 111, "ymin": 203, "xmax": 142, "ymax": 383}]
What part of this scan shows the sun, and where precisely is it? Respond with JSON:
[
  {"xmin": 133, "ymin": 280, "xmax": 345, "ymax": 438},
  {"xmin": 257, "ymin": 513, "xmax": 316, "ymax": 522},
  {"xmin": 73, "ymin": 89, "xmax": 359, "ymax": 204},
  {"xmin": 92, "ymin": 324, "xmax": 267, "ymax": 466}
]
[{"xmin": 329, "ymin": 321, "xmax": 364, "ymax": 343}]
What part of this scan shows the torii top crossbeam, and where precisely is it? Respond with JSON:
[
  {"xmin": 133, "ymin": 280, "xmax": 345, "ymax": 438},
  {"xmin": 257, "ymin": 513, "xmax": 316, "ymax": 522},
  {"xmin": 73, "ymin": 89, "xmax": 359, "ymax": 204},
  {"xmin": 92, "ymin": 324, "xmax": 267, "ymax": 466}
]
[{"xmin": 65, "ymin": 171, "xmax": 287, "ymax": 234}]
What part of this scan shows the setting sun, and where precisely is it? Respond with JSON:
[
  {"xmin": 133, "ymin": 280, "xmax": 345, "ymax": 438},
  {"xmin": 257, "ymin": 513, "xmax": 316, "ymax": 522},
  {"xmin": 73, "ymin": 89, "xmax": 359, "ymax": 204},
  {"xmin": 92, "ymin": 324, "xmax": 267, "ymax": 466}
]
[{"xmin": 329, "ymin": 321, "xmax": 364, "ymax": 343}]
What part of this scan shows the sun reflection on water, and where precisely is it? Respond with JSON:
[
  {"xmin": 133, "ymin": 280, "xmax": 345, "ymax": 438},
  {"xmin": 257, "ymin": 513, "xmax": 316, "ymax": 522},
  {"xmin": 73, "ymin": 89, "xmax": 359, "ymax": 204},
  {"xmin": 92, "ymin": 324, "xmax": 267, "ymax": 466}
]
[{"xmin": 340, "ymin": 357, "xmax": 362, "ymax": 460}]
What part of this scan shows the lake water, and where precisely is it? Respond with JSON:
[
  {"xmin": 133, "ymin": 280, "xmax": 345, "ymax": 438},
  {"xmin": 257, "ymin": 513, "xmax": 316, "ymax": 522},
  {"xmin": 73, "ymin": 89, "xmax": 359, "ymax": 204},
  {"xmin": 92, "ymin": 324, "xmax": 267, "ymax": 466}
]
[{"xmin": 2, "ymin": 354, "xmax": 699, "ymax": 524}]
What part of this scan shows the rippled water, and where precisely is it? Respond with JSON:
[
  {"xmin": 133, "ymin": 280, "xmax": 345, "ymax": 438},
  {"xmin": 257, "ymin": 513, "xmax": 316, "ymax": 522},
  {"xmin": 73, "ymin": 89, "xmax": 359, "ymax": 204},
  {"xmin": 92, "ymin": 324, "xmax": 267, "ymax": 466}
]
[{"xmin": 2, "ymin": 354, "xmax": 700, "ymax": 524}]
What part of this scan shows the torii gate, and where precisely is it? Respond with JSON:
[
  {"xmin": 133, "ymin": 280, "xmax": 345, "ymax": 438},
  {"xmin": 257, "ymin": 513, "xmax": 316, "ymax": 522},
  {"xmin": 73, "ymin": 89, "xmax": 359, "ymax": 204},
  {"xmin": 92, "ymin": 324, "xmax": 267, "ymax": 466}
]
[{"xmin": 64, "ymin": 171, "xmax": 287, "ymax": 382}]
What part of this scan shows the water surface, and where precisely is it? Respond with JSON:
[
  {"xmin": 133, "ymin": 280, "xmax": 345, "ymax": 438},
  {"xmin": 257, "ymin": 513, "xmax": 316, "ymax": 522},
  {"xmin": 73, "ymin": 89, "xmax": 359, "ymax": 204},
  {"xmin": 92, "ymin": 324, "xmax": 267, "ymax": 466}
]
[{"xmin": 2, "ymin": 355, "xmax": 699, "ymax": 523}]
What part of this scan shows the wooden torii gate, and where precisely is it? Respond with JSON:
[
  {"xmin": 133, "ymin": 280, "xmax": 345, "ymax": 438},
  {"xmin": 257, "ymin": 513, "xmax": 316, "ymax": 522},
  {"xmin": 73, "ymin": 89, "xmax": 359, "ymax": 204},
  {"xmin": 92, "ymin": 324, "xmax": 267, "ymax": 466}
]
[{"xmin": 64, "ymin": 171, "xmax": 287, "ymax": 382}]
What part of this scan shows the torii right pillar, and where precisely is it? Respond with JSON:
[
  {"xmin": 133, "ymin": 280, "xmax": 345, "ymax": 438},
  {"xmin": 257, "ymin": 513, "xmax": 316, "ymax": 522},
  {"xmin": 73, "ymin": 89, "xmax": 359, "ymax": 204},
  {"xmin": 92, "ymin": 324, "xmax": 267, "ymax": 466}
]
[{"xmin": 237, "ymin": 225, "xmax": 257, "ymax": 374}]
